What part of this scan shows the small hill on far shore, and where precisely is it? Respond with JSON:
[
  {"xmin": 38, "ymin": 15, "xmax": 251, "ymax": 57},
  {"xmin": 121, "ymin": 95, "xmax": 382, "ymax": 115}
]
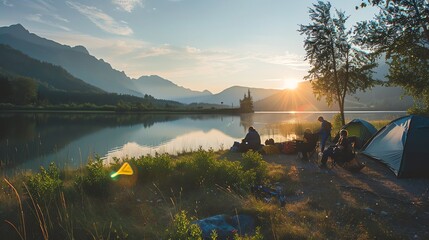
[{"xmin": 254, "ymin": 81, "xmax": 414, "ymax": 111}]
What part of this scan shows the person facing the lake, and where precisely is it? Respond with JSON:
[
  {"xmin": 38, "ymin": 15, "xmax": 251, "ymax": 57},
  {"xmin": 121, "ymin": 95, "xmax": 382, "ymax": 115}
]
[
  {"xmin": 317, "ymin": 116, "xmax": 332, "ymax": 152},
  {"xmin": 240, "ymin": 126, "xmax": 261, "ymax": 152}
]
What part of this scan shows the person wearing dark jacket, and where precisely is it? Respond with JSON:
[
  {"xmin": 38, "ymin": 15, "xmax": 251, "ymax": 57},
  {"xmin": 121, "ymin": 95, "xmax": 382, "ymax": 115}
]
[
  {"xmin": 296, "ymin": 129, "xmax": 318, "ymax": 161},
  {"xmin": 317, "ymin": 116, "xmax": 331, "ymax": 152},
  {"xmin": 319, "ymin": 129, "xmax": 349, "ymax": 168},
  {"xmin": 240, "ymin": 126, "xmax": 261, "ymax": 152}
]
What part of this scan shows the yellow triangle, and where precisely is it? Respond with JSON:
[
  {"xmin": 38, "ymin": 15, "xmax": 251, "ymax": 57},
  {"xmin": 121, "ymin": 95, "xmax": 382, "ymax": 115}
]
[
  {"xmin": 111, "ymin": 162, "xmax": 134, "ymax": 178},
  {"xmin": 117, "ymin": 162, "xmax": 133, "ymax": 175}
]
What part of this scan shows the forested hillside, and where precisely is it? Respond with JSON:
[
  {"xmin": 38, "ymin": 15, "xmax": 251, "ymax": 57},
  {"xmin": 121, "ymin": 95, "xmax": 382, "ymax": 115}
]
[{"xmin": 0, "ymin": 44, "xmax": 183, "ymax": 110}]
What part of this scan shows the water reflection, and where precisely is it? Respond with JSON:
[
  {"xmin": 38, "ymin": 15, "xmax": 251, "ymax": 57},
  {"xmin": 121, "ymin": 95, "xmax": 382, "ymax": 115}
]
[{"xmin": 0, "ymin": 111, "xmax": 406, "ymax": 175}]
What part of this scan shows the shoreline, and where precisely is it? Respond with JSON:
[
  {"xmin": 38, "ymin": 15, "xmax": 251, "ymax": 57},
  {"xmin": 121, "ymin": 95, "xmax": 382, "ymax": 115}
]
[{"xmin": 0, "ymin": 108, "xmax": 245, "ymax": 114}]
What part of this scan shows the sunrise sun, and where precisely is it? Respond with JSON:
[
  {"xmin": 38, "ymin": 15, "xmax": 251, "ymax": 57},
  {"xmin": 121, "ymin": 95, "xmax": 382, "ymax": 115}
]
[{"xmin": 283, "ymin": 79, "xmax": 299, "ymax": 90}]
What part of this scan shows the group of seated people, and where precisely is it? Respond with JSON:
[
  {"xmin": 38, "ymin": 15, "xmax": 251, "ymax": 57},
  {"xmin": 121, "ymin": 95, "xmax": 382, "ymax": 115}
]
[
  {"xmin": 296, "ymin": 128, "xmax": 364, "ymax": 170},
  {"xmin": 236, "ymin": 126, "xmax": 364, "ymax": 171}
]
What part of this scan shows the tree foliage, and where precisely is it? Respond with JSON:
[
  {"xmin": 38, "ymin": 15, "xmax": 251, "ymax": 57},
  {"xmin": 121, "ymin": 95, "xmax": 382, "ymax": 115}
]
[
  {"xmin": 239, "ymin": 89, "xmax": 254, "ymax": 113},
  {"xmin": 0, "ymin": 73, "xmax": 37, "ymax": 105},
  {"xmin": 355, "ymin": 0, "xmax": 429, "ymax": 112},
  {"xmin": 299, "ymin": 1, "xmax": 377, "ymax": 124}
]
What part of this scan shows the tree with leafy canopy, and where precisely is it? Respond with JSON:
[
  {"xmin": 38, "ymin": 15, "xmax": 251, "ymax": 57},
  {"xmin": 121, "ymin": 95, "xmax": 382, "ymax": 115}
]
[
  {"xmin": 299, "ymin": 1, "xmax": 377, "ymax": 125},
  {"xmin": 355, "ymin": 0, "xmax": 429, "ymax": 113},
  {"xmin": 239, "ymin": 89, "xmax": 254, "ymax": 113}
]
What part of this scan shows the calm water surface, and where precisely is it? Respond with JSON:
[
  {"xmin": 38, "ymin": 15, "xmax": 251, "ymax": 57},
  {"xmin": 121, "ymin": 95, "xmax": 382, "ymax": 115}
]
[{"xmin": 0, "ymin": 111, "xmax": 406, "ymax": 175}]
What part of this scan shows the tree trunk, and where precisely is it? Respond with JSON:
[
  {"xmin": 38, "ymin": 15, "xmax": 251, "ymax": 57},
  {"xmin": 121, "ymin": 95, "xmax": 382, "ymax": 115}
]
[
  {"xmin": 330, "ymin": 40, "xmax": 344, "ymax": 126},
  {"xmin": 339, "ymin": 96, "xmax": 346, "ymax": 126},
  {"xmin": 340, "ymin": 50, "xmax": 350, "ymax": 126}
]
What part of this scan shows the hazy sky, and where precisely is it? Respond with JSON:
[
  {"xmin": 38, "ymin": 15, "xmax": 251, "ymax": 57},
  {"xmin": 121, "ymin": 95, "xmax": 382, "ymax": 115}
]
[{"xmin": 0, "ymin": 0, "xmax": 377, "ymax": 93}]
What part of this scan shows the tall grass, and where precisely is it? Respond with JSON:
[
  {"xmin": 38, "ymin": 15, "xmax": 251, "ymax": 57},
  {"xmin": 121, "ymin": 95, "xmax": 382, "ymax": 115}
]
[
  {"xmin": 1, "ymin": 149, "xmax": 272, "ymax": 239},
  {"xmin": 1, "ymin": 148, "xmax": 408, "ymax": 239},
  {"xmin": 3, "ymin": 178, "xmax": 26, "ymax": 240},
  {"xmin": 24, "ymin": 183, "xmax": 49, "ymax": 240}
]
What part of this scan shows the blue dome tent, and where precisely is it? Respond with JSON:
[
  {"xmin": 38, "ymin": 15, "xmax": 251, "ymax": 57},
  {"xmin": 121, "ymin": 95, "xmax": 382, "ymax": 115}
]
[{"xmin": 361, "ymin": 115, "xmax": 429, "ymax": 178}]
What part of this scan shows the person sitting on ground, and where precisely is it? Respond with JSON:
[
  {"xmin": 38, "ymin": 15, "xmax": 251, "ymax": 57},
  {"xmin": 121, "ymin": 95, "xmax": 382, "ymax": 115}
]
[
  {"xmin": 239, "ymin": 126, "xmax": 262, "ymax": 152},
  {"xmin": 317, "ymin": 116, "xmax": 332, "ymax": 152},
  {"xmin": 319, "ymin": 129, "xmax": 351, "ymax": 168},
  {"xmin": 296, "ymin": 128, "xmax": 318, "ymax": 161}
]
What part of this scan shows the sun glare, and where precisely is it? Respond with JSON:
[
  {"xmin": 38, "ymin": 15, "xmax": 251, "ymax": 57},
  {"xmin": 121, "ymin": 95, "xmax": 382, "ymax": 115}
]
[{"xmin": 283, "ymin": 79, "xmax": 299, "ymax": 90}]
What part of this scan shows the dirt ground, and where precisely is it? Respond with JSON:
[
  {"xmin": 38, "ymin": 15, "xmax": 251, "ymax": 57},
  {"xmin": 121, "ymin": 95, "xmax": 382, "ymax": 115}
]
[{"xmin": 259, "ymin": 152, "xmax": 429, "ymax": 239}]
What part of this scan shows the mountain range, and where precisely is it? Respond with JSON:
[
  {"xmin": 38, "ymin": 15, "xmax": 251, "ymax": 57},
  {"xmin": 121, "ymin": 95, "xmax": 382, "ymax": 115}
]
[
  {"xmin": 0, "ymin": 23, "xmax": 415, "ymax": 110},
  {"xmin": 0, "ymin": 44, "xmax": 103, "ymax": 93}
]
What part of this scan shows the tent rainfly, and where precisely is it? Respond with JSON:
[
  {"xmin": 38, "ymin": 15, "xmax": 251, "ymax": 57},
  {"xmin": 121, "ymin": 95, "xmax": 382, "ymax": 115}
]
[{"xmin": 361, "ymin": 115, "xmax": 429, "ymax": 178}]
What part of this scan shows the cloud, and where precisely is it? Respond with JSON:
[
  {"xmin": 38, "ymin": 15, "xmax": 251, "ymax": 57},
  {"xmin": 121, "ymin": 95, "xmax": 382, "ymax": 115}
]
[
  {"xmin": 185, "ymin": 46, "xmax": 201, "ymax": 54},
  {"xmin": 26, "ymin": 14, "xmax": 70, "ymax": 31},
  {"xmin": 135, "ymin": 45, "xmax": 173, "ymax": 58},
  {"xmin": 112, "ymin": 0, "xmax": 143, "ymax": 12},
  {"xmin": 52, "ymin": 14, "xmax": 69, "ymax": 23},
  {"xmin": 34, "ymin": 0, "xmax": 55, "ymax": 12},
  {"xmin": 2, "ymin": 0, "xmax": 13, "ymax": 7},
  {"xmin": 67, "ymin": 1, "xmax": 133, "ymax": 36},
  {"xmin": 252, "ymin": 52, "xmax": 310, "ymax": 71},
  {"xmin": 21, "ymin": 0, "xmax": 70, "ymax": 28}
]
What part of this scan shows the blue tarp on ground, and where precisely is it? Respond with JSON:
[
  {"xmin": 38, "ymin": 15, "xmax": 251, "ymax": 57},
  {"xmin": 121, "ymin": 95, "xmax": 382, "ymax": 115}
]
[{"xmin": 194, "ymin": 214, "xmax": 255, "ymax": 239}]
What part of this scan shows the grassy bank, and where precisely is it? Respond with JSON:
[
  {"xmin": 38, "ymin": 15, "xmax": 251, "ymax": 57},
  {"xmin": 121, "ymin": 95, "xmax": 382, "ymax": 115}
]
[
  {"xmin": 1, "ymin": 148, "xmax": 420, "ymax": 239},
  {"xmin": 0, "ymin": 150, "xmax": 276, "ymax": 239}
]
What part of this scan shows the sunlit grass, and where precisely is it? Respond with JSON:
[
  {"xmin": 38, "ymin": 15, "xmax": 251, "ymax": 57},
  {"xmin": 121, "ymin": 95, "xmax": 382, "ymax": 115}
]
[{"xmin": 0, "ymin": 148, "xmax": 414, "ymax": 239}]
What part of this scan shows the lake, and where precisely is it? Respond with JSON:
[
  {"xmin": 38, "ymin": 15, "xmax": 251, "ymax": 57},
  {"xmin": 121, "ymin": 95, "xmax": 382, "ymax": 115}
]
[{"xmin": 0, "ymin": 111, "xmax": 406, "ymax": 175}]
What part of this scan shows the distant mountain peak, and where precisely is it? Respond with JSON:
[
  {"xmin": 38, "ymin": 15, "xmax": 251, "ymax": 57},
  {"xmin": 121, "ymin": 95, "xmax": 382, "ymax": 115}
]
[
  {"xmin": 138, "ymin": 75, "xmax": 169, "ymax": 81},
  {"xmin": 0, "ymin": 23, "xmax": 30, "ymax": 36},
  {"xmin": 9, "ymin": 23, "xmax": 26, "ymax": 30},
  {"xmin": 72, "ymin": 45, "xmax": 89, "ymax": 55}
]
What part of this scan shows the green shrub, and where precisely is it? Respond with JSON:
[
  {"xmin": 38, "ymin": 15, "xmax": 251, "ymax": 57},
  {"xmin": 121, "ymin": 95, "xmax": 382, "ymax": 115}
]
[
  {"xmin": 240, "ymin": 151, "xmax": 267, "ymax": 185},
  {"xmin": 187, "ymin": 149, "xmax": 218, "ymax": 185},
  {"xmin": 166, "ymin": 210, "xmax": 202, "ymax": 240},
  {"xmin": 75, "ymin": 157, "xmax": 110, "ymax": 197},
  {"xmin": 128, "ymin": 149, "xmax": 268, "ymax": 192},
  {"xmin": 27, "ymin": 162, "xmax": 62, "ymax": 200},
  {"xmin": 172, "ymin": 149, "xmax": 251, "ymax": 190},
  {"xmin": 130, "ymin": 153, "xmax": 173, "ymax": 183},
  {"xmin": 213, "ymin": 159, "xmax": 245, "ymax": 188},
  {"xmin": 173, "ymin": 150, "xmax": 216, "ymax": 189}
]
